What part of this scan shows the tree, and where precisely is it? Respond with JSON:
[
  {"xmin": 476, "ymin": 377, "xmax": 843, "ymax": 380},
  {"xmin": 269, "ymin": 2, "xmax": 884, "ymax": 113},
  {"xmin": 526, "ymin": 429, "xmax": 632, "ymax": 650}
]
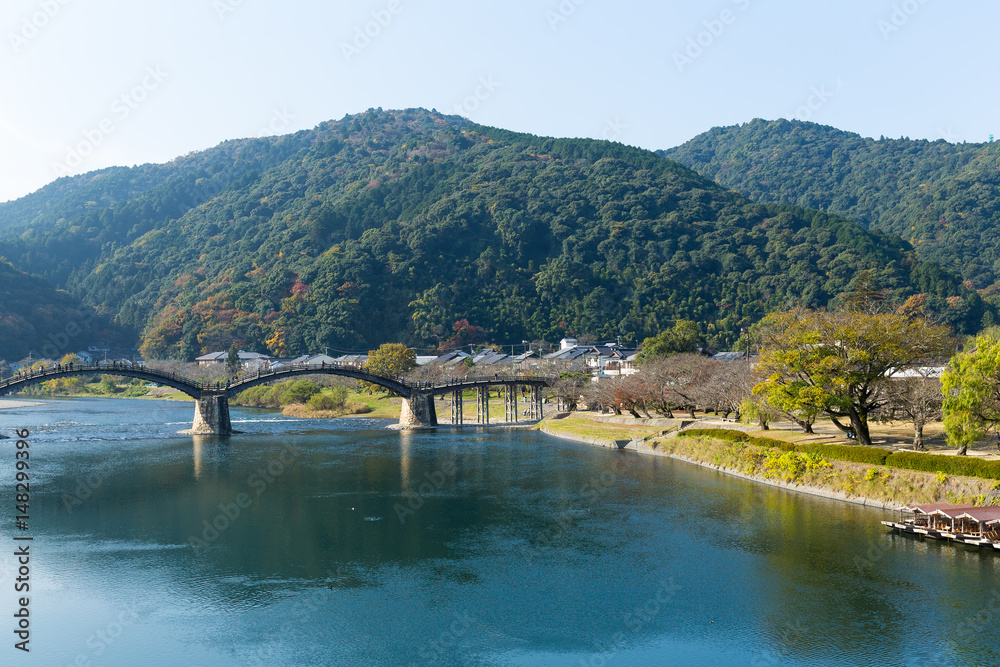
[
  {"xmin": 637, "ymin": 320, "xmax": 703, "ymax": 361},
  {"xmin": 364, "ymin": 343, "xmax": 417, "ymax": 391},
  {"xmin": 880, "ymin": 369, "xmax": 943, "ymax": 451},
  {"xmin": 226, "ymin": 345, "xmax": 241, "ymax": 378},
  {"xmin": 701, "ymin": 360, "xmax": 754, "ymax": 420},
  {"xmin": 285, "ymin": 379, "xmax": 320, "ymax": 404},
  {"xmin": 641, "ymin": 353, "xmax": 718, "ymax": 418},
  {"xmin": 266, "ymin": 329, "xmax": 288, "ymax": 358},
  {"xmin": 755, "ymin": 308, "xmax": 953, "ymax": 446},
  {"xmin": 841, "ymin": 270, "xmax": 889, "ymax": 314},
  {"xmin": 942, "ymin": 333, "xmax": 1000, "ymax": 455},
  {"xmin": 550, "ymin": 372, "xmax": 590, "ymax": 411}
]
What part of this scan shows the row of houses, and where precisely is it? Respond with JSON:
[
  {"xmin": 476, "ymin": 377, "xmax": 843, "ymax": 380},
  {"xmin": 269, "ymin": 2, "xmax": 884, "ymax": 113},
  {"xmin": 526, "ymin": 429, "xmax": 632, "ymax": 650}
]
[{"xmin": 193, "ymin": 339, "xmax": 644, "ymax": 379}]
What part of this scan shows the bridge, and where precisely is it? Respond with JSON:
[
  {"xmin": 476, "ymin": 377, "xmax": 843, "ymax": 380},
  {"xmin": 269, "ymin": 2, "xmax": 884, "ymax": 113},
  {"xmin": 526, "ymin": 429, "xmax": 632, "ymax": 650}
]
[{"xmin": 0, "ymin": 362, "xmax": 554, "ymax": 434}]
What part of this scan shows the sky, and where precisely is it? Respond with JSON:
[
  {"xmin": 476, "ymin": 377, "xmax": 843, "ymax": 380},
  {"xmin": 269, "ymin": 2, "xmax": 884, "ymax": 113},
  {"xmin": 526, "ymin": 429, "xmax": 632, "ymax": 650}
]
[{"xmin": 0, "ymin": 0, "xmax": 996, "ymax": 202}]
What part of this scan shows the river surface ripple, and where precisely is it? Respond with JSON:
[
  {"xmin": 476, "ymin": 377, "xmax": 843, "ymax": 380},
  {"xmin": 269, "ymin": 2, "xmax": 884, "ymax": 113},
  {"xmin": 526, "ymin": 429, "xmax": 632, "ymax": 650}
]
[{"xmin": 0, "ymin": 397, "xmax": 995, "ymax": 666}]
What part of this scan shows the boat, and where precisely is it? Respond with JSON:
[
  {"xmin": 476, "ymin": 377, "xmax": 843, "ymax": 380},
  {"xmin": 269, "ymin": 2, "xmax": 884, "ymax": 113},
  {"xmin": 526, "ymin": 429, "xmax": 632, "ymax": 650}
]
[{"xmin": 881, "ymin": 503, "xmax": 1000, "ymax": 550}]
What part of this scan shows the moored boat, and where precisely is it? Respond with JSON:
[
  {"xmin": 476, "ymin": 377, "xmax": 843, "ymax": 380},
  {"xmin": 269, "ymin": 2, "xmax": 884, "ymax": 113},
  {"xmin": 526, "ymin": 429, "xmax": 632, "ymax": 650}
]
[{"xmin": 881, "ymin": 503, "xmax": 1000, "ymax": 550}]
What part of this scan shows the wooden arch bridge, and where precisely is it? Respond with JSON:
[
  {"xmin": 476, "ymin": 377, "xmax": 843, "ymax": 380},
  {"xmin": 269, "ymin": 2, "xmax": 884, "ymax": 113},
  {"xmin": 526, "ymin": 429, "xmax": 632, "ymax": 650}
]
[{"xmin": 0, "ymin": 362, "xmax": 554, "ymax": 434}]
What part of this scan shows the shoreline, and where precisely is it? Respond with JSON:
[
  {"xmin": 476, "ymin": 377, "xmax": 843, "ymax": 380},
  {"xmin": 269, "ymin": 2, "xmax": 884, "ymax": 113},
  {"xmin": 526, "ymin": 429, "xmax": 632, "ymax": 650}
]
[
  {"xmin": 540, "ymin": 422, "xmax": 896, "ymax": 511},
  {"xmin": 0, "ymin": 399, "xmax": 44, "ymax": 410}
]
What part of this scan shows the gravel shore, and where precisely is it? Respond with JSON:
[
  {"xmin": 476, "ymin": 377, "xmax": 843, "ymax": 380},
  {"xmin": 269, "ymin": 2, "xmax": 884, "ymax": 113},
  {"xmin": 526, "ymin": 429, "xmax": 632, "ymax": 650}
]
[{"xmin": 0, "ymin": 399, "xmax": 42, "ymax": 410}]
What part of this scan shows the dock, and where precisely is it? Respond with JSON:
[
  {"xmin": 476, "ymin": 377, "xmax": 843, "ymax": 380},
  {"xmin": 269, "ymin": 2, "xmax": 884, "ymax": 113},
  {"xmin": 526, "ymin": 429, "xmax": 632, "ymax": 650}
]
[{"xmin": 882, "ymin": 503, "xmax": 1000, "ymax": 551}]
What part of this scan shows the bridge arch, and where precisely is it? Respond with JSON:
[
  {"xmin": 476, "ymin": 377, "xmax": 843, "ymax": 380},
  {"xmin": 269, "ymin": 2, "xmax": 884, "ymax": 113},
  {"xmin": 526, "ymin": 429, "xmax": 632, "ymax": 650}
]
[
  {"xmin": 0, "ymin": 363, "xmax": 557, "ymax": 433},
  {"xmin": 225, "ymin": 366, "xmax": 412, "ymax": 398},
  {"xmin": 0, "ymin": 365, "xmax": 203, "ymax": 399}
]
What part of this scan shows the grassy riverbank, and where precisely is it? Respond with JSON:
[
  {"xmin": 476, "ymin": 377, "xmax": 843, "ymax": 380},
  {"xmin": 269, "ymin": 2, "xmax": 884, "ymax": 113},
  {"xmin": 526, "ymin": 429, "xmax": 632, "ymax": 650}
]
[{"xmin": 539, "ymin": 415, "xmax": 1000, "ymax": 509}]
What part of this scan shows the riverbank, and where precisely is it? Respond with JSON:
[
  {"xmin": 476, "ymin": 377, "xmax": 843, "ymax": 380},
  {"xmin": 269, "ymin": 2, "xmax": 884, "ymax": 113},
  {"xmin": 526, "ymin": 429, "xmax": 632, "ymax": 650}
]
[{"xmin": 540, "ymin": 415, "xmax": 1000, "ymax": 510}]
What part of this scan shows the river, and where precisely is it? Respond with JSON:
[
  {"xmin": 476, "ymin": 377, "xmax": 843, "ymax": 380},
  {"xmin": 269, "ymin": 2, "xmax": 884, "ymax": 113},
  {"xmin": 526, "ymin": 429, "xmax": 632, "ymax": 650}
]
[{"xmin": 0, "ymin": 397, "xmax": 997, "ymax": 666}]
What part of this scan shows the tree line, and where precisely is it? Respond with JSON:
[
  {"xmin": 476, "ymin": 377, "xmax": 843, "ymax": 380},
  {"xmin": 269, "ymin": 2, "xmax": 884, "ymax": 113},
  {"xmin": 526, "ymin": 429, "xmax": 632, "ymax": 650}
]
[{"xmin": 582, "ymin": 292, "xmax": 1000, "ymax": 456}]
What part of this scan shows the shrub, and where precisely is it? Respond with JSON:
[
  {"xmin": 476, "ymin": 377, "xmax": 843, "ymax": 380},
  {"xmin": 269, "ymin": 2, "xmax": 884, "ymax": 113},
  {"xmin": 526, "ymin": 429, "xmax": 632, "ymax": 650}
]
[
  {"xmin": 681, "ymin": 427, "xmax": 1000, "ymax": 482},
  {"xmin": 306, "ymin": 387, "xmax": 348, "ymax": 412},
  {"xmin": 796, "ymin": 443, "xmax": 890, "ymax": 466},
  {"xmin": 680, "ymin": 429, "xmax": 750, "ymax": 443},
  {"xmin": 885, "ymin": 452, "xmax": 1000, "ymax": 480},
  {"xmin": 284, "ymin": 380, "xmax": 320, "ymax": 405}
]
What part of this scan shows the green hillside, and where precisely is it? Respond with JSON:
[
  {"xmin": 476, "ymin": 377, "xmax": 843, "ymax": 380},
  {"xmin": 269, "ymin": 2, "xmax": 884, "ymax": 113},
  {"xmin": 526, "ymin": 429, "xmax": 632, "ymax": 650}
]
[
  {"xmin": 0, "ymin": 109, "xmax": 987, "ymax": 360},
  {"xmin": 0, "ymin": 260, "xmax": 122, "ymax": 361},
  {"xmin": 662, "ymin": 119, "xmax": 1000, "ymax": 293}
]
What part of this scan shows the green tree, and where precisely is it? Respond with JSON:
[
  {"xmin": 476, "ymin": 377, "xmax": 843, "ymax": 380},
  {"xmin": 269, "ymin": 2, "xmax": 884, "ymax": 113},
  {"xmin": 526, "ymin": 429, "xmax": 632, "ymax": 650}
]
[
  {"xmin": 755, "ymin": 308, "xmax": 952, "ymax": 446},
  {"xmin": 99, "ymin": 375, "xmax": 118, "ymax": 395},
  {"xmin": 284, "ymin": 379, "xmax": 320, "ymax": 404},
  {"xmin": 364, "ymin": 343, "xmax": 417, "ymax": 392},
  {"xmin": 637, "ymin": 320, "xmax": 703, "ymax": 361},
  {"xmin": 226, "ymin": 344, "xmax": 241, "ymax": 378},
  {"xmin": 942, "ymin": 332, "xmax": 1000, "ymax": 455}
]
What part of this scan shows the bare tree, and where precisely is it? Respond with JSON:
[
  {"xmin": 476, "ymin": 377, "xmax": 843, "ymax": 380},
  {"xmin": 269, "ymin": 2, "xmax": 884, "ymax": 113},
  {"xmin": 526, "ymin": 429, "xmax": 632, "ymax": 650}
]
[
  {"xmin": 549, "ymin": 373, "xmax": 590, "ymax": 411},
  {"xmin": 702, "ymin": 360, "xmax": 755, "ymax": 420},
  {"xmin": 878, "ymin": 370, "xmax": 943, "ymax": 450},
  {"xmin": 641, "ymin": 353, "xmax": 718, "ymax": 418}
]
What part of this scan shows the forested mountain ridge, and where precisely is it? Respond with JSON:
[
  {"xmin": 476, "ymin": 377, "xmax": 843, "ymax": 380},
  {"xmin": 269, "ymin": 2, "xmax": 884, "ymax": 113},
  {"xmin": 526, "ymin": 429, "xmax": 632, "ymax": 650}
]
[
  {"xmin": 0, "ymin": 109, "xmax": 987, "ymax": 360},
  {"xmin": 0, "ymin": 259, "xmax": 123, "ymax": 361},
  {"xmin": 662, "ymin": 119, "xmax": 1000, "ymax": 293}
]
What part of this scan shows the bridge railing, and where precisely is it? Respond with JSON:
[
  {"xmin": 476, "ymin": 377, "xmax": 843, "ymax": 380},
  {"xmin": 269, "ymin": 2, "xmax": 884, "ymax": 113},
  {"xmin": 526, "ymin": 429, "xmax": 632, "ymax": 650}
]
[
  {"xmin": 0, "ymin": 362, "xmax": 211, "ymax": 392},
  {"xmin": 0, "ymin": 362, "xmax": 554, "ymax": 395},
  {"xmin": 228, "ymin": 362, "xmax": 406, "ymax": 390},
  {"xmin": 416, "ymin": 375, "xmax": 554, "ymax": 390}
]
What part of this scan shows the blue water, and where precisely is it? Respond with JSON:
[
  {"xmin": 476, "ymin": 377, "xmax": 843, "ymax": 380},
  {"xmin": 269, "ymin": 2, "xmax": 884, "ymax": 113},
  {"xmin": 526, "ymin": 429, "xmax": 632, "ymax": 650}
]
[{"xmin": 0, "ymin": 396, "xmax": 996, "ymax": 666}]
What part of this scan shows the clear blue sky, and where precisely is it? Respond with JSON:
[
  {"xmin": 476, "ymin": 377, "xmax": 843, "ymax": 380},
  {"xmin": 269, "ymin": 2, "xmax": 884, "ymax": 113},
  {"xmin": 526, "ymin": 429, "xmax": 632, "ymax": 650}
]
[{"xmin": 1, "ymin": 0, "xmax": 996, "ymax": 202}]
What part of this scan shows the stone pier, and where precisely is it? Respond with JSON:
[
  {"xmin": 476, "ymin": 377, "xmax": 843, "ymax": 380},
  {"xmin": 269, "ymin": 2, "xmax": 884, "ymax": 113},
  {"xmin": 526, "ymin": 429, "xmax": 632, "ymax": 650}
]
[
  {"xmin": 183, "ymin": 393, "xmax": 233, "ymax": 435},
  {"xmin": 399, "ymin": 392, "xmax": 438, "ymax": 428}
]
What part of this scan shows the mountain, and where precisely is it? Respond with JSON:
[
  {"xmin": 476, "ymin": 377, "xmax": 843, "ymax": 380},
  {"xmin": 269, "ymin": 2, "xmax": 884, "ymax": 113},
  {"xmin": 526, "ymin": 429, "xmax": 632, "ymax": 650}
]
[
  {"xmin": 662, "ymin": 119, "xmax": 1000, "ymax": 295},
  {"xmin": 0, "ymin": 109, "xmax": 987, "ymax": 360},
  {"xmin": 0, "ymin": 259, "xmax": 122, "ymax": 361}
]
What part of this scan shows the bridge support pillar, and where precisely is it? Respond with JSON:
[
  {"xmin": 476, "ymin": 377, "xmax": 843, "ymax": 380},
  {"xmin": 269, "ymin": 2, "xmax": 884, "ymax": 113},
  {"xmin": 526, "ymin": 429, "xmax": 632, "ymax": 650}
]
[
  {"xmin": 400, "ymin": 392, "xmax": 438, "ymax": 428},
  {"xmin": 451, "ymin": 390, "xmax": 463, "ymax": 425},
  {"xmin": 477, "ymin": 387, "xmax": 490, "ymax": 425},
  {"xmin": 505, "ymin": 384, "xmax": 518, "ymax": 423},
  {"xmin": 185, "ymin": 393, "xmax": 232, "ymax": 435}
]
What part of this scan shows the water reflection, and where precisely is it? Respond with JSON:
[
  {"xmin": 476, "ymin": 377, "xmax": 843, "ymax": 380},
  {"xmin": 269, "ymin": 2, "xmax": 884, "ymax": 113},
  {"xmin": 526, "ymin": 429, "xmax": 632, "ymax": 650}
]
[{"xmin": 2, "ymin": 399, "xmax": 1000, "ymax": 665}]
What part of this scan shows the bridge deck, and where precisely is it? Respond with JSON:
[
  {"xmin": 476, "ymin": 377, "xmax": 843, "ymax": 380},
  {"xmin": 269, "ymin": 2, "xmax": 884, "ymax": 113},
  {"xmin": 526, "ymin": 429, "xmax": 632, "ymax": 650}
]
[{"xmin": 0, "ymin": 362, "xmax": 554, "ymax": 400}]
